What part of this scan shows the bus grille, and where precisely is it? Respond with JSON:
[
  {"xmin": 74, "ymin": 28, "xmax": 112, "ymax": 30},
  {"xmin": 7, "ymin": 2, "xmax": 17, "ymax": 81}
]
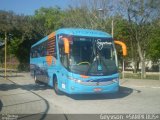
[{"xmin": 79, "ymin": 80, "xmax": 116, "ymax": 86}]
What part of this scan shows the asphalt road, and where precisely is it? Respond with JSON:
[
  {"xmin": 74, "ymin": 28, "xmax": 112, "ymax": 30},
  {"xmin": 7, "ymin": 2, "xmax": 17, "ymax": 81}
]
[{"xmin": 0, "ymin": 73, "xmax": 160, "ymax": 119}]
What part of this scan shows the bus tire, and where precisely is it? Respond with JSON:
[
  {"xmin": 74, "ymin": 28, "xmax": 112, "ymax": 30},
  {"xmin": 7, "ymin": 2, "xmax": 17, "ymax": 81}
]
[
  {"xmin": 53, "ymin": 76, "xmax": 63, "ymax": 95},
  {"xmin": 34, "ymin": 72, "xmax": 39, "ymax": 83}
]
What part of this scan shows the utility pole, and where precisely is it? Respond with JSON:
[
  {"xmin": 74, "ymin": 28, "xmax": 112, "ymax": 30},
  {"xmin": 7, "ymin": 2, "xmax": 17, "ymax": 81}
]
[
  {"xmin": 111, "ymin": 20, "xmax": 114, "ymax": 37},
  {"xmin": 112, "ymin": 20, "xmax": 125, "ymax": 79},
  {"xmin": 4, "ymin": 31, "xmax": 7, "ymax": 79},
  {"xmin": 159, "ymin": 59, "xmax": 160, "ymax": 80}
]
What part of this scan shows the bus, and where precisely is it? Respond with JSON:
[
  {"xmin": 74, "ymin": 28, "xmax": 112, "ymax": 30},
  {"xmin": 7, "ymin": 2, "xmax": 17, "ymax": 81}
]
[{"xmin": 30, "ymin": 28, "xmax": 126, "ymax": 94}]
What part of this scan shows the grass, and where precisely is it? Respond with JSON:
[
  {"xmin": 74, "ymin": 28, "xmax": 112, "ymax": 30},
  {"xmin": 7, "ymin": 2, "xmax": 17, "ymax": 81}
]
[
  {"xmin": 0, "ymin": 63, "xmax": 18, "ymax": 69},
  {"xmin": 120, "ymin": 72, "xmax": 160, "ymax": 80}
]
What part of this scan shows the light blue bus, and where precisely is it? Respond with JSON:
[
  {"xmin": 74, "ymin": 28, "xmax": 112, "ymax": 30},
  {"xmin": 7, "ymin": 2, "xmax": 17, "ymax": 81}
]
[{"xmin": 30, "ymin": 28, "xmax": 120, "ymax": 94}]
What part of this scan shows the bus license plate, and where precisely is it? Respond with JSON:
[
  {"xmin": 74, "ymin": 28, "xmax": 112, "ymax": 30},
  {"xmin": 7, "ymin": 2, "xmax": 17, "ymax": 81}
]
[{"xmin": 94, "ymin": 88, "xmax": 102, "ymax": 92}]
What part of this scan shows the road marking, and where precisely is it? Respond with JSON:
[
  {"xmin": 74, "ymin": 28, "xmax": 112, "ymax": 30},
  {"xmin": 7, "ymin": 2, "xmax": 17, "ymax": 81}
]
[
  {"xmin": 135, "ymin": 86, "xmax": 160, "ymax": 89},
  {"xmin": 152, "ymin": 86, "xmax": 160, "ymax": 89},
  {"xmin": 130, "ymin": 85, "xmax": 160, "ymax": 89}
]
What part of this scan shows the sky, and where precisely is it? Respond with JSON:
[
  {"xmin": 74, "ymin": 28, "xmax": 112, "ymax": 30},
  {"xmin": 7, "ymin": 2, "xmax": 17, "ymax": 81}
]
[
  {"xmin": 0, "ymin": 0, "xmax": 72, "ymax": 15},
  {"xmin": 0, "ymin": 0, "xmax": 120, "ymax": 16}
]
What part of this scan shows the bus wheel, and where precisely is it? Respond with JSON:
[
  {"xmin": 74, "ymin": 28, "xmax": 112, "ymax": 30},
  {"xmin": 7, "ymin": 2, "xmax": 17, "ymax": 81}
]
[
  {"xmin": 34, "ymin": 72, "xmax": 38, "ymax": 83},
  {"xmin": 53, "ymin": 77, "xmax": 63, "ymax": 95}
]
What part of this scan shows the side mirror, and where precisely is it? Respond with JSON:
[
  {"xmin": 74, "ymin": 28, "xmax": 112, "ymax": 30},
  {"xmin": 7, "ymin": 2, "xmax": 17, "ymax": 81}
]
[
  {"xmin": 62, "ymin": 37, "xmax": 70, "ymax": 54},
  {"xmin": 114, "ymin": 40, "xmax": 127, "ymax": 56}
]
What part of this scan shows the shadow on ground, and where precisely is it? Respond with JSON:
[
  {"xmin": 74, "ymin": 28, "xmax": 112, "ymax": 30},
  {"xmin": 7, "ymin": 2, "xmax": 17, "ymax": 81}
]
[
  {"xmin": 0, "ymin": 77, "xmax": 135, "ymax": 100},
  {"xmin": 0, "ymin": 81, "xmax": 51, "ymax": 92},
  {"xmin": 0, "ymin": 78, "xmax": 51, "ymax": 120},
  {"xmin": 0, "ymin": 100, "xmax": 2, "ymax": 112},
  {"xmin": 0, "ymin": 75, "xmax": 24, "ymax": 77},
  {"xmin": 66, "ymin": 86, "xmax": 135, "ymax": 100},
  {"xmin": 0, "ymin": 76, "xmax": 138, "ymax": 120},
  {"xmin": 0, "ymin": 78, "xmax": 69, "ymax": 120}
]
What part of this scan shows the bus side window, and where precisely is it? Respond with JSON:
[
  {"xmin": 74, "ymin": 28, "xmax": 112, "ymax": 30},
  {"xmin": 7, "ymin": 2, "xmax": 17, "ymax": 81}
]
[
  {"xmin": 35, "ymin": 50, "xmax": 38, "ymax": 58},
  {"xmin": 41, "ymin": 50, "xmax": 45, "ymax": 56},
  {"xmin": 47, "ymin": 36, "xmax": 57, "ymax": 58},
  {"xmin": 30, "ymin": 49, "xmax": 33, "ymax": 58}
]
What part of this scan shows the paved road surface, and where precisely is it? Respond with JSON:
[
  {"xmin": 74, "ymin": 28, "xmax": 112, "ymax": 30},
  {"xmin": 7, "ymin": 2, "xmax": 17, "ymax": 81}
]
[{"xmin": 0, "ymin": 73, "xmax": 160, "ymax": 119}]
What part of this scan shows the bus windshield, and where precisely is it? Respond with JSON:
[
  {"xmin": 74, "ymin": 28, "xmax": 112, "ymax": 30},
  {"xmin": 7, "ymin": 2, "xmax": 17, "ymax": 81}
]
[{"xmin": 59, "ymin": 36, "xmax": 118, "ymax": 76}]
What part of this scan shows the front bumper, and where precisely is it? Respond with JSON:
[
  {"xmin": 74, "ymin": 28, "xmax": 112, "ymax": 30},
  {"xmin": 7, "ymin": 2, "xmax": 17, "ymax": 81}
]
[{"xmin": 65, "ymin": 80, "xmax": 119, "ymax": 94}]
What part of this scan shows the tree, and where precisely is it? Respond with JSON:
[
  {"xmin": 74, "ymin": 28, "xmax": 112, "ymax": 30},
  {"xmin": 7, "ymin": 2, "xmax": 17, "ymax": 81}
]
[
  {"xmin": 147, "ymin": 19, "xmax": 160, "ymax": 62},
  {"xmin": 118, "ymin": 0, "xmax": 160, "ymax": 78},
  {"xmin": 0, "ymin": 10, "xmax": 16, "ymax": 71},
  {"xmin": 62, "ymin": 0, "xmax": 112, "ymax": 31},
  {"xmin": 34, "ymin": 7, "xmax": 64, "ymax": 35}
]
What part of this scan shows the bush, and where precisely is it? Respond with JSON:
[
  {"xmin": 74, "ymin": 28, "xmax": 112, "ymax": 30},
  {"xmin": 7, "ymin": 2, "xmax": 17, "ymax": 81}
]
[{"xmin": 17, "ymin": 63, "xmax": 30, "ymax": 72}]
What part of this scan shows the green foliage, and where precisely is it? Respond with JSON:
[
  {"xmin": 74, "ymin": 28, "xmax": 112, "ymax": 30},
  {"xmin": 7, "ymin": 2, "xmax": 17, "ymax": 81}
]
[
  {"xmin": 0, "ymin": 2, "xmax": 160, "ymax": 72},
  {"xmin": 0, "ymin": 10, "xmax": 14, "ymax": 32},
  {"xmin": 147, "ymin": 20, "xmax": 160, "ymax": 61},
  {"xmin": 34, "ymin": 7, "xmax": 64, "ymax": 35}
]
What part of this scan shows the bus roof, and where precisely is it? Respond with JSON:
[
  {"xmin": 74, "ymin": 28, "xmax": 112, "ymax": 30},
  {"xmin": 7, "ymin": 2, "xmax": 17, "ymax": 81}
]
[
  {"xmin": 56, "ymin": 28, "xmax": 112, "ymax": 37},
  {"xmin": 31, "ymin": 28, "xmax": 112, "ymax": 48}
]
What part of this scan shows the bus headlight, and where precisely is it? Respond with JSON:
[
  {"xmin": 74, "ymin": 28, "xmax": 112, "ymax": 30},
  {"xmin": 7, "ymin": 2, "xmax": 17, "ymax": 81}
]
[
  {"xmin": 76, "ymin": 79, "xmax": 81, "ymax": 83},
  {"xmin": 67, "ymin": 76, "xmax": 82, "ymax": 83}
]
